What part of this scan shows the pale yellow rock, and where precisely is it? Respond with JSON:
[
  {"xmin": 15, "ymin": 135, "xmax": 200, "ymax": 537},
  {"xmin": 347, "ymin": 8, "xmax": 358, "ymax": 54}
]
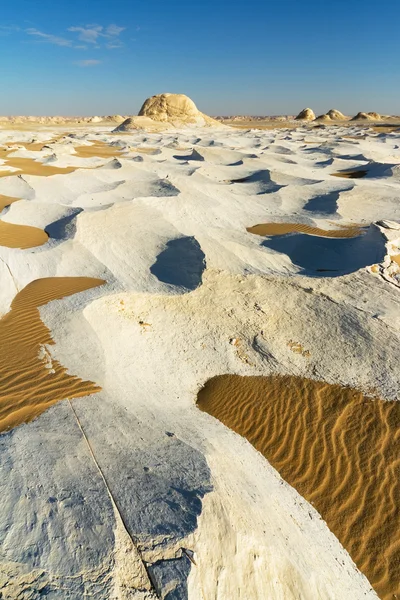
[
  {"xmin": 295, "ymin": 107, "xmax": 315, "ymax": 121},
  {"xmin": 114, "ymin": 115, "xmax": 173, "ymax": 132},
  {"xmin": 137, "ymin": 93, "xmax": 221, "ymax": 127},
  {"xmin": 351, "ymin": 111, "xmax": 381, "ymax": 121},
  {"xmin": 315, "ymin": 109, "xmax": 347, "ymax": 121}
]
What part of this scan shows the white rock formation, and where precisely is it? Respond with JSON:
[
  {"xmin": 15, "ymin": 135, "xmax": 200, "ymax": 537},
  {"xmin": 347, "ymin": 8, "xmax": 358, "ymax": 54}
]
[
  {"xmin": 115, "ymin": 93, "xmax": 221, "ymax": 131},
  {"xmin": 295, "ymin": 107, "xmax": 315, "ymax": 120},
  {"xmin": 351, "ymin": 111, "xmax": 382, "ymax": 121}
]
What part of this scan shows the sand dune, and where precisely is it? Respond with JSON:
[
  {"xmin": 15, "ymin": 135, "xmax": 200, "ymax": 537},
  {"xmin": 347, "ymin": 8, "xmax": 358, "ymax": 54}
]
[
  {"xmin": 0, "ymin": 277, "xmax": 103, "ymax": 432},
  {"xmin": 197, "ymin": 374, "xmax": 400, "ymax": 600}
]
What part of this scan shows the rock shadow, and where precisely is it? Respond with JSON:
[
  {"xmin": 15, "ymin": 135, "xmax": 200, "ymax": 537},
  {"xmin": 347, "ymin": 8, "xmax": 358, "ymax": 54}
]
[
  {"xmin": 262, "ymin": 225, "xmax": 386, "ymax": 276},
  {"xmin": 45, "ymin": 209, "xmax": 83, "ymax": 241},
  {"xmin": 150, "ymin": 236, "xmax": 206, "ymax": 291},
  {"xmin": 304, "ymin": 189, "xmax": 350, "ymax": 215},
  {"xmin": 228, "ymin": 170, "xmax": 283, "ymax": 195},
  {"xmin": 173, "ymin": 149, "xmax": 204, "ymax": 162}
]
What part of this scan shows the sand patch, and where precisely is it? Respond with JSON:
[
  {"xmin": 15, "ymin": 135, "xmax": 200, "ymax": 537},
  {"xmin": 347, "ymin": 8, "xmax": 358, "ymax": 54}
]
[
  {"xmin": 9, "ymin": 140, "xmax": 57, "ymax": 152},
  {"xmin": 332, "ymin": 169, "xmax": 368, "ymax": 179},
  {"xmin": 129, "ymin": 146, "xmax": 161, "ymax": 155},
  {"xmin": 247, "ymin": 222, "xmax": 364, "ymax": 238},
  {"xmin": 0, "ymin": 221, "xmax": 48, "ymax": 249},
  {"xmin": 0, "ymin": 194, "xmax": 48, "ymax": 249},
  {"xmin": 0, "ymin": 277, "xmax": 103, "ymax": 433},
  {"xmin": 73, "ymin": 141, "xmax": 124, "ymax": 159},
  {"xmin": 0, "ymin": 147, "xmax": 78, "ymax": 178},
  {"xmin": 197, "ymin": 374, "xmax": 400, "ymax": 600},
  {"xmin": 0, "ymin": 140, "xmax": 123, "ymax": 176},
  {"xmin": 391, "ymin": 254, "xmax": 400, "ymax": 267},
  {"xmin": 0, "ymin": 194, "xmax": 19, "ymax": 212}
]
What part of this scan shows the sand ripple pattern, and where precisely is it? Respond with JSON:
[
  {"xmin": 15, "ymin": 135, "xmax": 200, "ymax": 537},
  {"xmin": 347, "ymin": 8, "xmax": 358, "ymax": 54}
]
[
  {"xmin": 0, "ymin": 277, "xmax": 104, "ymax": 432},
  {"xmin": 197, "ymin": 374, "xmax": 400, "ymax": 600}
]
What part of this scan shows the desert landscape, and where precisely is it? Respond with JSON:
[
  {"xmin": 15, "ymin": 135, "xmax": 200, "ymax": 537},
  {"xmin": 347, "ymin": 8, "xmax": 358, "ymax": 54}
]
[{"xmin": 0, "ymin": 91, "xmax": 399, "ymax": 600}]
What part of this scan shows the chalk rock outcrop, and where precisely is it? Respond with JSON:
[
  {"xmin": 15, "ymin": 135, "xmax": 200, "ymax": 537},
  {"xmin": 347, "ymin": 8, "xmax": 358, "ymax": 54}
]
[
  {"xmin": 352, "ymin": 111, "xmax": 381, "ymax": 121},
  {"xmin": 326, "ymin": 108, "xmax": 346, "ymax": 120},
  {"xmin": 295, "ymin": 107, "xmax": 316, "ymax": 121},
  {"xmin": 314, "ymin": 109, "xmax": 347, "ymax": 122},
  {"xmin": 115, "ymin": 93, "xmax": 221, "ymax": 131}
]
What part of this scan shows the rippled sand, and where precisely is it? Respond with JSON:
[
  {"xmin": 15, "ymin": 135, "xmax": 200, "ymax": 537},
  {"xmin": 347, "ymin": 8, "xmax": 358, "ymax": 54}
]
[
  {"xmin": 0, "ymin": 277, "xmax": 104, "ymax": 433},
  {"xmin": 0, "ymin": 221, "xmax": 48, "ymax": 248},
  {"xmin": 247, "ymin": 222, "xmax": 364, "ymax": 238},
  {"xmin": 197, "ymin": 374, "xmax": 400, "ymax": 600}
]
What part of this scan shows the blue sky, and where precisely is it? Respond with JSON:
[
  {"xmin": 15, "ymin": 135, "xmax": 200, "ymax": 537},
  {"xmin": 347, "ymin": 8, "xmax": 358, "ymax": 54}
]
[{"xmin": 0, "ymin": 0, "xmax": 399, "ymax": 116}]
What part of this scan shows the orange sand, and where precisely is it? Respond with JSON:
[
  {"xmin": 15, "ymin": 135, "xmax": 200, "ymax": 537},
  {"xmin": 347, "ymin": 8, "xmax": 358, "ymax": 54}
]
[
  {"xmin": 0, "ymin": 146, "xmax": 77, "ymax": 178},
  {"xmin": 0, "ymin": 277, "xmax": 104, "ymax": 433},
  {"xmin": 197, "ymin": 374, "xmax": 400, "ymax": 600},
  {"xmin": 0, "ymin": 221, "xmax": 48, "ymax": 249},
  {"xmin": 0, "ymin": 193, "xmax": 48, "ymax": 249},
  {"xmin": 0, "ymin": 138, "xmax": 121, "ymax": 177},
  {"xmin": 247, "ymin": 222, "xmax": 364, "ymax": 238},
  {"xmin": 332, "ymin": 169, "xmax": 368, "ymax": 179},
  {"xmin": 0, "ymin": 194, "xmax": 19, "ymax": 212},
  {"xmin": 73, "ymin": 141, "xmax": 123, "ymax": 159},
  {"xmin": 391, "ymin": 254, "xmax": 400, "ymax": 267}
]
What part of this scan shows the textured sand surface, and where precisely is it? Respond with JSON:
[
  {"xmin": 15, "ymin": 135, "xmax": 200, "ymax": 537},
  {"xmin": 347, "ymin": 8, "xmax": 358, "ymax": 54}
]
[
  {"xmin": 0, "ymin": 119, "xmax": 399, "ymax": 598},
  {"xmin": 0, "ymin": 220, "xmax": 48, "ymax": 248},
  {"xmin": 0, "ymin": 278, "xmax": 103, "ymax": 432},
  {"xmin": 197, "ymin": 374, "xmax": 400, "ymax": 600}
]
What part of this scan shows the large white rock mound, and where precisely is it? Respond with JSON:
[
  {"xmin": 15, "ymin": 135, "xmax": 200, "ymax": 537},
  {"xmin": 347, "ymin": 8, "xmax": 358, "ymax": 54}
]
[
  {"xmin": 295, "ymin": 107, "xmax": 315, "ymax": 121},
  {"xmin": 115, "ymin": 93, "xmax": 221, "ymax": 131}
]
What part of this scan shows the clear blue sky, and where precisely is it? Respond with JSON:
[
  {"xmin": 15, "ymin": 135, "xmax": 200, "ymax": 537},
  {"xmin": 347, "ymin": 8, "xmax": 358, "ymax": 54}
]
[{"xmin": 0, "ymin": 0, "xmax": 398, "ymax": 116}]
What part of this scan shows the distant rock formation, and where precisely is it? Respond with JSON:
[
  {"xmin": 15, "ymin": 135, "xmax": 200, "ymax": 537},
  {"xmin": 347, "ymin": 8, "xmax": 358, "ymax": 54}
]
[
  {"xmin": 326, "ymin": 109, "xmax": 346, "ymax": 120},
  {"xmin": 351, "ymin": 112, "xmax": 381, "ymax": 121},
  {"xmin": 115, "ymin": 93, "xmax": 222, "ymax": 132},
  {"xmin": 314, "ymin": 109, "xmax": 347, "ymax": 122},
  {"xmin": 295, "ymin": 108, "xmax": 316, "ymax": 121},
  {"xmin": 105, "ymin": 115, "xmax": 125, "ymax": 123},
  {"xmin": 0, "ymin": 115, "xmax": 130, "ymax": 125}
]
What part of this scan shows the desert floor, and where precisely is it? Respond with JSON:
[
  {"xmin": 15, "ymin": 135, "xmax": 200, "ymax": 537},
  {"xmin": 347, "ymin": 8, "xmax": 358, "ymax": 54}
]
[{"xmin": 0, "ymin": 121, "xmax": 399, "ymax": 599}]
